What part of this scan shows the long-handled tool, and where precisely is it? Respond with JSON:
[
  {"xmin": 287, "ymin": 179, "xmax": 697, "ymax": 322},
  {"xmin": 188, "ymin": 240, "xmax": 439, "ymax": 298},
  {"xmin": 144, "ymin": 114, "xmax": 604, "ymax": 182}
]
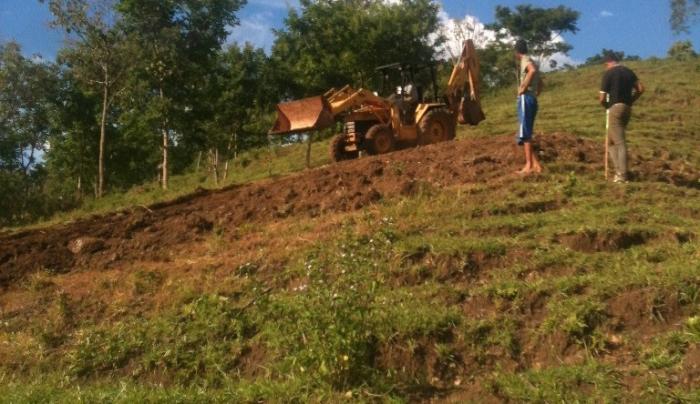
[{"xmin": 604, "ymin": 94, "xmax": 610, "ymax": 180}]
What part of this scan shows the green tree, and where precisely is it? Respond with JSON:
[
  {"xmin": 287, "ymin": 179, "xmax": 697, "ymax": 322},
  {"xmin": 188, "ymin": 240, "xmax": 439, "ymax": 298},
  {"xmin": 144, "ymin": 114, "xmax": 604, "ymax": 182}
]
[
  {"xmin": 44, "ymin": 0, "xmax": 131, "ymax": 198},
  {"xmin": 668, "ymin": 40, "xmax": 698, "ymax": 60},
  {"xmin": 582, "ymin": 49, "xmax": 641, "ymax": 66},
  {"xmin": 272, "ymin": 0, "xmax": 444, "ymax": 98},
  {"xmin": 478, "ymin": 42, "xmax": 520, "ymax": 90},
  {"xmin": 117, "ymin": 0, "xmax": 245, "ymax": 190},
  {"xmin": 0, "ymin": 42, "xmax": 60, "ymax": 224},
  {"xmin": 207, "ymin": 43, "xmax": 275, "ymax": 182},
  {"xmin": 671, "ymin": 0, "xmax": 700, "ymax": 33},
  {"xmin": 489, "ymin": 5, "xmax": 580, "ymax": 61},
  {"xmin": 44, "ymin": 69, "xmax": 100, "ymax": 201},
  {"xmin": 0, "ymin": 42, "xmax": 58, "ymax": 173}
]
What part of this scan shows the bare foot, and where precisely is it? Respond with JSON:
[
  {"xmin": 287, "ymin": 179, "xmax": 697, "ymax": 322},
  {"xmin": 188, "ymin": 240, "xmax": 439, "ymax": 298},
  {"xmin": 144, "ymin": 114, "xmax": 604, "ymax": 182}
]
[
  {"xmin": 516, "ymin": 167, "xmax": 532, "ymax": 175},
  {"xmin": 532, "ymin": 164, "xmax": 543, "ymax": 174}
]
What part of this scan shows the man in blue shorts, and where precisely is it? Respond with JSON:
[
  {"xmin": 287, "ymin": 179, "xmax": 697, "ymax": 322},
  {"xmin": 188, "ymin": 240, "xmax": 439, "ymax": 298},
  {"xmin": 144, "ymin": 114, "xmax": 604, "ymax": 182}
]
[{"xmin": 514, "ymin": 39, "xmax": 544, "ymax": 174}]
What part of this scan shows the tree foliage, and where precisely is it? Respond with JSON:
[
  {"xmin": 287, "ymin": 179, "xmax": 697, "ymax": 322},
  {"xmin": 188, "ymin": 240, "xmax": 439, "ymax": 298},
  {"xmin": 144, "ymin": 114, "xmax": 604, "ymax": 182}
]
[
  {"xmin": 44, "ymin": 0, "xmax": 131, "ymax": 197},
  {"xmin": 272, "ymin": 0, "xmax": 443, "ymax": 97},
  {"xmin": 0, "ymin": 42, "xmax": 61, "ymax": 224},
  {"xmin": 489, "ymin": 5, "xmax": 580, "ymax": 59},
  {"xmin": 582, "ymin": 49, "xmax": 641, "ymax": 66},
  {"xmin": 0, "ymin": 43, "xmax": 59, "ymax": 172},
  {"xmin": 478, "ymin": 42, "xmax": 520, "ymax": 90},
  {"xmin": 671, "ymin": 0, "xmax": 700, "ymax": 34},
  {"xmin": 116, "ymin": 0, "xmax": 246, "ymax": 189},
  {"xmin": 668, "ymin": 40, "xmax": 698, "ymax": 60},
  {"xmin": 475, "ymin": 5, "xmax": 580, "ymax": 91}
]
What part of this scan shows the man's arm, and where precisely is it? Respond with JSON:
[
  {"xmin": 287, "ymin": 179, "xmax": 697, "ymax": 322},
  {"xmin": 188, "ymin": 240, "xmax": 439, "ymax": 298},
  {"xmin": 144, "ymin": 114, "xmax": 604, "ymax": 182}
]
[
  {"xmin": 518, "ymin": 61, "xmax": 538, "ymax": 95},
  {"xmin": 599, "ymin": 71, "xmax": 610, "ymax": 108},
  {"xmin": 631, "ymin": 81, "xmax": 645, "ymax": 104}
]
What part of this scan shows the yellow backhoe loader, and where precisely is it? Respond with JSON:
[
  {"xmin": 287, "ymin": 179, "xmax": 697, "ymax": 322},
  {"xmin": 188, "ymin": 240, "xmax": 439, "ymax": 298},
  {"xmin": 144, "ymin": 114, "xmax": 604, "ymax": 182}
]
[{"xmin": 269, "ymin": 40, "xmax": 484, "ymax": 162}]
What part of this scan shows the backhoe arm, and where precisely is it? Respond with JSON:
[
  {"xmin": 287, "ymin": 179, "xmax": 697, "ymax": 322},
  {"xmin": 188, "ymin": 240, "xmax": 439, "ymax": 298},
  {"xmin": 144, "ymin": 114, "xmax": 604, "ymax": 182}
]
[{"xmin": 445, "ymin": 39, "xmax": 481, "ymax": 112}]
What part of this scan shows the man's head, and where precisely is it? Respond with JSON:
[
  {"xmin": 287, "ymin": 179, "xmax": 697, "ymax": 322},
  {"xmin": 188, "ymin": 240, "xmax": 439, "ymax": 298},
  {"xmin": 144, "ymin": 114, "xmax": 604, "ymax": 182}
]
[
  {"xmin": 603, "ymin": 50, "xmax": 621, "ymax": 69},
  {"xmin": 514, "ymin": 39, "xmax": 528, "ymax": 60}
]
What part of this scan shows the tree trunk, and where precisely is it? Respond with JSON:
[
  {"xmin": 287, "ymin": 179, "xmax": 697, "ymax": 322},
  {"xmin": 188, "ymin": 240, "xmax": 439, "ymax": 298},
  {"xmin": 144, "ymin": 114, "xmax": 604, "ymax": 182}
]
[
  {"xmin": 98, "ymin": 80, "xmax": 108, "ymax": 198},
  {"xmin": 195, "ymin": 151, "xmax": 202, "ymax": 171},
  {"xmin": 233, "ymin": 131, "xmax": 238, "ymax": 160},
  {"xmin": 213, "ymin": 148, "xmax": 219, "ymax": 186},
  {"xmin": 223, "ymin": 131, "xmax": 235, "ymax": 182},
  {"xmin": 305, "ymin": 133, "xmax": 313, "ymax": 168},
  {"xmin": 161, "ymin": 125, "xmax": 168, "ymax": 190},
  {"xmin": 267, "ymin": 135, "xmax": 274, "ymax": 176},
  {"xmin": 159, "ymin": 87, "xmax": 169, "ymax": 190}
]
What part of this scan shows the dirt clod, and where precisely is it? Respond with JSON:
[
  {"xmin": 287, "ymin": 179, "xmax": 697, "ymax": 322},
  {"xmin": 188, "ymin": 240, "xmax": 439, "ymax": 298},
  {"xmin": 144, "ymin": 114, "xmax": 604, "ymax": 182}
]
[{"xmin": 67, "ymin": 237, "xmax": 106, "ymax": 255}]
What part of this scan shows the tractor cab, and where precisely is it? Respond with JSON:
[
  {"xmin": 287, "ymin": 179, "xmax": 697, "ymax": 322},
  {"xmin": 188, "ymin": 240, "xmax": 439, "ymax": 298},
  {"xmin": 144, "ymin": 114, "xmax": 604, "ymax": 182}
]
[{"xmin": 374, "ymin": 62, "xmax": 440, "ymax": 125}]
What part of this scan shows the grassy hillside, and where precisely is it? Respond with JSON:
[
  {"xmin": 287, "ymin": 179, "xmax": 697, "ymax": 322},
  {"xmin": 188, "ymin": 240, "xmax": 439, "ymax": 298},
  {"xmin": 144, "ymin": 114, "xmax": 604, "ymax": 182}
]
[
  {"xmin": 471, "ymin": 59, "xmax": 700, "ymax": 166},
  {"xmin": 10, "ymin": 59, "xmax": 699, "ymax": 232},
  {"xmin": 1, "ymin": 59, "xmax": 700, "ymax": 402}
]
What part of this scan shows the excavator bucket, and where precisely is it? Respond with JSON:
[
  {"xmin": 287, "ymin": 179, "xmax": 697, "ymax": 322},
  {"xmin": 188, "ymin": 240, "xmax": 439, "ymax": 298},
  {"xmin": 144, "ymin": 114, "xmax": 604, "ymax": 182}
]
[{"xmin": 269, "ymin": 96, "xmax": 335, "ymax": 135}]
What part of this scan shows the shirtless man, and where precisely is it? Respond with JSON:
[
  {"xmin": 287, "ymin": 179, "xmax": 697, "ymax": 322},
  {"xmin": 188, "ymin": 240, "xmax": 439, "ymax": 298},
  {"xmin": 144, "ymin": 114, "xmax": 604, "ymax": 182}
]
[{"xmin": 514, "ymin": 39, "xmax": 544, "ymax": 174}]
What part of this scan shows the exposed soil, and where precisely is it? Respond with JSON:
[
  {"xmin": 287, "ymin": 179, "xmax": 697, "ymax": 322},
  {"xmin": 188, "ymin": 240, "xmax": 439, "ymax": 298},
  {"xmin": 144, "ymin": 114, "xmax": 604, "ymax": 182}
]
[
  {"xmin": 557, "ymin": 229, "xmax": 654, "ymax": 253},
  {"xmin": 607, "ymin": 288, "xmax": 686, "ymax": 333},
  {"xmin": 1, "ymin": 133, "xmax": 698, "ymax": 289}
]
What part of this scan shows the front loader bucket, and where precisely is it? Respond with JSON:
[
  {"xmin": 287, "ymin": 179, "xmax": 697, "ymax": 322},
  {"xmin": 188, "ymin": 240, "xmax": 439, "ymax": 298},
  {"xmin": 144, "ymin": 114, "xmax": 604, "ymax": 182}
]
[{"xmin": 269, "ymin": 96, "xmax": 335, "ymax": 135}]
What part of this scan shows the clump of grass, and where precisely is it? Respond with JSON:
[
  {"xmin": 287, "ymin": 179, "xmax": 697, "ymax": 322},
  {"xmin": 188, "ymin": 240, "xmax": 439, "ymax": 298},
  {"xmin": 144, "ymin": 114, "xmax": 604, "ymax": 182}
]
[
  {"xmin": 35, "ymin": 291, "xmax": 74, "ymax": 350},
  {"xmin": 641, "ymin": 332, "xmax": 687, "ymax": 370},
  {"xmin": 542, "ymin": 296, "xmax": 607, "ymax": 351},
  {"xmin": 461, "ymin": 317, "xmax": 521, "ymax": 362},
  {"xmin": 66, "ymin": 293, "xmax": 255, "ymax": 386},
  {"xmin": 685, "ymin": 315, "xmax": 700, "ymax": 342},
  {"xmin": 23, "ymin": 270, "xmax": 55, "ymax": 292},
  {"xmin": 488, "ymin": 362, "xmax": 624, "ymax": 402},
  {"xmin": 132, "ymin": 270, "xmax": 164, "ymax": 295},
  {"xmin": 258, "ymin": 228, "xmax": 461, "ymax": 395}
]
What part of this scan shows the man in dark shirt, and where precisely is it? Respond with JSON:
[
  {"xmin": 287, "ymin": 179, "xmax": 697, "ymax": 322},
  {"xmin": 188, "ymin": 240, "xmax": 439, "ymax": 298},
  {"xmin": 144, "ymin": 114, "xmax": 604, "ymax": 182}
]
[{"xmin": 599, "ymin": 52, "xmax": 645, "ymax": 183}]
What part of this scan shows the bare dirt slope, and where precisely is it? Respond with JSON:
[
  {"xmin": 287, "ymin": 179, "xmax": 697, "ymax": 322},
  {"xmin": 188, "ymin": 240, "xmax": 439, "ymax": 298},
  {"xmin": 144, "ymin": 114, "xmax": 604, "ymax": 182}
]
[{"xmin": 1, "ymin": 133, "xmax": 697, "ymax": 289}]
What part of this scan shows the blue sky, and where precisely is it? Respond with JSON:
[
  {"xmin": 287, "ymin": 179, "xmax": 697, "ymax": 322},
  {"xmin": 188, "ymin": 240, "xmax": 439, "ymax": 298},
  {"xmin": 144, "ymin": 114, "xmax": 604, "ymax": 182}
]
[{"xmin": 1, "ymin": 0, "xmax": 699, "ymax": 63}]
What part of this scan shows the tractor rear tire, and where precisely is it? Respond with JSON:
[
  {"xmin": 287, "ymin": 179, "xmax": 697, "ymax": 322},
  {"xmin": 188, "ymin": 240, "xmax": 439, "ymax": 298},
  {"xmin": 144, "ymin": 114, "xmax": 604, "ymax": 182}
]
[
  {"xmin": 330, "ymin": 133, "xmax": 358, "ymax": 162},
  {"xmin": 418, "ymin": 109, "xmax": 455, "ymax": 145},
  {"xmin": 365, "ymin": 124, "xmax": 395, "ymax": 155}
]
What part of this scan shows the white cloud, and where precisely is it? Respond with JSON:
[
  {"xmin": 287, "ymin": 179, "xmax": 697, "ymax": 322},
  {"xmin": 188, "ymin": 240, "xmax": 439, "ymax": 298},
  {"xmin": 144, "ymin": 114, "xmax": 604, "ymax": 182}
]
[
  {"xmin": 538, "ymin": 34, "xmax": 581, "ymax": 71},
  {"xmin": 543, "ymin": 53, "xmax": 580, "ymax": 70},
  {"xmin": 228, "ymin": 12, "xmax": 276, "ymax": 51},
  {"xmin": 436, "ymin": 10, "xmax": 579, "ymax": 71},
  {"xmin": 436, "ymin": 10, "xmax": 497, "ymax": 61},
  {"xmin": 600, "ymin": 10, "xmax": 614, "ymax": 18}
]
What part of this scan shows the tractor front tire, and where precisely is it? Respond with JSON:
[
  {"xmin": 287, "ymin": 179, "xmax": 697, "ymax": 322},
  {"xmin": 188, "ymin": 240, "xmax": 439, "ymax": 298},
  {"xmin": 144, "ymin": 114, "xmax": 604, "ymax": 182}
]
[
  {"xmin": 330, "ymin": 133, "xmax": 358, "ymax": 162},
  {"xmin": 365, "ymin": 124, "xmax": 395, "ymax": 155},
  {"xmin": 418, "ymin": 109, "xmax": 455, "ymax": 145}
]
